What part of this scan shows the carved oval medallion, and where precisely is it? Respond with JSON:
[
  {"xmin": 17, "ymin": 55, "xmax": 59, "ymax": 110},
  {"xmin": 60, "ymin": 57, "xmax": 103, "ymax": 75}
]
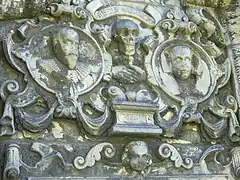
[
  {"xmin": 150, "ymin": 39, "xmax": 221, "ymax": 104},
  {"xmin": 11, "ymin": 25, "xmax": 104, "ymax": 98}
]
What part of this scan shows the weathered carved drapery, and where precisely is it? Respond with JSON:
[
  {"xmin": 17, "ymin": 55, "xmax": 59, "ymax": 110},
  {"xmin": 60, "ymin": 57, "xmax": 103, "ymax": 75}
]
[{"xmin": 0, "ymin": 0, "xmax": 239, "ymax": 179}]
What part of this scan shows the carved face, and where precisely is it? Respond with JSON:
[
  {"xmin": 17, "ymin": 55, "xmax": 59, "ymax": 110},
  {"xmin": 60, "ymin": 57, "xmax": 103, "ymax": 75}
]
[
  {"xmin": 53, "ymin": 27, "xmax": 80, "ymax": 70},
  {"xmin": 112, "ymin": 19, "xmax": 139, "ymax": 56},
  {"xmin": 122, "ymin": 141, "xmax": 152, "ymax": 172},
  {"xmin": 169, "ymin": 46, "xmax": 193, "ymax": 80}
]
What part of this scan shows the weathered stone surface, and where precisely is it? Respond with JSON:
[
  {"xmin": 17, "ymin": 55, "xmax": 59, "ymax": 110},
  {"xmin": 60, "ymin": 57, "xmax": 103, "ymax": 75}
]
[
  {"xmin": 0, "ymin": 0, "xmax": 233, "ymax": 20},
  {"xmin": 0, "ymin": 0, "xmax": 239, "ymax": 179}
]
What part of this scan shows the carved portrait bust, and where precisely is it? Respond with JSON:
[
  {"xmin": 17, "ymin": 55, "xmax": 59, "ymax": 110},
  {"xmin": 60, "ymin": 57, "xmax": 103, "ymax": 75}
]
[
  {"xmin": 168, "ymin": 45, "xmax": 195, "ymax": 81},
  {"xmin": 52, "ymin": 27, "xmax": 80, "ymax": 70},
  {"xmin": 1, "ymin": 0, "xmax": 239, "ymax": 179},
  {"xmin": 12, "ymin": 26, "xmax": 104, "ymax": 99},
  {"xmin": 34, "ymin": 27, "xmax": 91, "ymax": 98},
  {"xmin": 159, "ymin": 44, "xmax": 211, "ymax": 103}
]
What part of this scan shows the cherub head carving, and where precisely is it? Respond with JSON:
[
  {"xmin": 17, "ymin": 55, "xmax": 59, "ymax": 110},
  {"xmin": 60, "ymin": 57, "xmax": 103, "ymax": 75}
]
[
  {"xmin": 165, "ymin": 45, "xmax": 203, "ymax": 80},
  {"xmin": 52, "ymin": 27, "xmax": 80, "ymax": 70},
  {"xmin": 122, "ymin": 141, "xmax": 152, "ymax": 172},
  {"xmin": 111, "ymin": 19, "xmax": 139, "ymax": 56}
]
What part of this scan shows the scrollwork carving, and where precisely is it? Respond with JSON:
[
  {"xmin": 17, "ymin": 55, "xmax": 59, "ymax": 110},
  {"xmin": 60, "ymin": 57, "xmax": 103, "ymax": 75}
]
[
  {"xmin": 3, "ymin": 144, "xmax": 21, "ymax": 180},
  {"xmin": 142, "ymin": 2, "xmax": 237, "ymax": 141},
  {"xmin": 73, "ymin": 142, "xmax": 116, "ymax": 170},
  {"xmin": 198, "ymin": 145, "xmax": 224, "ymax": 164},
  {"xmin": 2, "ymin": 0, "xmax": 112, "ymax": 136},
  {"xmin": 231, "ymin": 147, "xmax": 240, "ymax": 177},
  {"xmin": 3, "ymin": 142, "xmax": 68, "ymax": 179},
  {"xmin": 86, "ymin": 0, "xmax": 161, "ymax": 27},
  {"xmin": 0, "ymin": 0, "xmax": 237, "ymax": 146},
  {"xmin": 0, "ymin": 80, "xmax": 20, "ymax": 136},
  {"xmin": 158, "ymin": 143, "xmax": 193, "ymax": 169},
  {"xmin": 0, "ymin": 0, "xmax": 239, "ymax": 178}
]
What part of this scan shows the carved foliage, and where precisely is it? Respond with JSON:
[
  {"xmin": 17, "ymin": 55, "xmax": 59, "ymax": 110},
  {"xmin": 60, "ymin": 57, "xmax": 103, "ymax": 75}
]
[
  {"xmin": 158, "ymin": 143, "xmax": 193, "ymax": 169},
  {"xmin": 74, "ymin": 142, "xmax": 116, "ymax": 170},
  {"xmin": 0, "ymin": 0, "xmax": 237, "ymax": 144}
]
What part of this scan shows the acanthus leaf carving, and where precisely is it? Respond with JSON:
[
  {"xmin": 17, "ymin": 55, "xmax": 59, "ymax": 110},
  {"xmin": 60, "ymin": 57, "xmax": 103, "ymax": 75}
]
[
  {"xmin": 73, "ymin": 142, "xmax": 116, "ymax": 170},
  {"xmin": 158, "ymin": 143, "xmax": 194, "ymax": 169},
  {"xmin": 0, "ymin": 0, "xmax": 240, "ymax": 179},
  {"xmin": 0, "ymin": 0, "xmax": 238, "ymax": 145},
  {"xmin": 198, "ymin": 144, "xmax": 225, "ymax": 164}
]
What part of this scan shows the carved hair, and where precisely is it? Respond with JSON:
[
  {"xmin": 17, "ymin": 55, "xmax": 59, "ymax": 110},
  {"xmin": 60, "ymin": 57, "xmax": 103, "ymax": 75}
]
[
  {"xmin": 52, "ymin": 27, "xmax": 80, "ymax": 55},
  {"xmin": 122, "ymin": 141, "xmax": 150, "ymax": 164},
  {"xmin": 53, "ymin": 27, "xmax": 80, "ymax": 43}
]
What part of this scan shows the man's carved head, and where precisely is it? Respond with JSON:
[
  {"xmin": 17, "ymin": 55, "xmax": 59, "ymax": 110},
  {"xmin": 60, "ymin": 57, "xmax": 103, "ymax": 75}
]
[
  {"xmin": 165, "ymin": 45, "xmax": 201, "ymax": 80},
  {"xmin": 53, "ymin": 27, "xmax": 80, "ymax": 70},
  {"xmin": 111, "ymin": 19, "xmax": 139, "ymax": 56},
  {"xmin": 122, "ymin": 141, "xmax": 152, "ymax": 172}
]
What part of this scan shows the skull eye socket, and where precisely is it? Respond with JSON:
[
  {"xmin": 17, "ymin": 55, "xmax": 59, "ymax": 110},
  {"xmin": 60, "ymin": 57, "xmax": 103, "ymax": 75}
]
[
  {"xmin": 122, "ymin": 28, "xmax": 129, "ymax": 36},
  {"xmin": 132, "ymin": 29, "xmax": 139, "ymax": 37},
  {"xmin": 142, "ymin": 154, "xmax": 148, "ymax": 159}
]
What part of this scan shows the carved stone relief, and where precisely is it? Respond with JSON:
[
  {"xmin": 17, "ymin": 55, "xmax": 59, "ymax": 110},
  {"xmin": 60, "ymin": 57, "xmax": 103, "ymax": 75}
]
[
  {"xmin": 2, "ymin": 141, "xmax": 234, "ymax": 179},
  {"xmin": 122, "ymin": 141, "xmax": 152, "ymax": 175},
  {"xmin": 0, "ymin": 0, "xmax": 239, "ymax": 179}
]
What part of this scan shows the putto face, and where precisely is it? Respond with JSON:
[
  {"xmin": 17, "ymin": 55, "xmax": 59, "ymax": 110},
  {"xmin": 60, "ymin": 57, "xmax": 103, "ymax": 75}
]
[
  {"xmin": 53, "ymin": 27, "xmax": 80, "ymax": 70},
  {"xmin": 169, "ymin": 46, "xmax": 193, "ymax": 80},
  {"xmin": 128, "ymin": 141, "xmax": 152, "ymax": 172}
]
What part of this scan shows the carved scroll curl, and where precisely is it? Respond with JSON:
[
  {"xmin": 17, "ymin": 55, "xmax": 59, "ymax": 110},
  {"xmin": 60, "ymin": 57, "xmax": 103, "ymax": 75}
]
[
  {"xmin": 0, "ymin": 80, "xmax": 21, "ymax": 136},
  {"xmin": 0, "ymin": 80, "xmax": 20, "ymax": 101},
  {"xmin": 158, "ymin": 143, "xmax": 193, "ymax": 169},
  {"xmin": 74, "ymin": 142, "xmax": 116, "ymax": 170},
  {"xmin": 47, "ymin": 3, "xmax": 89, "ymax": 19},
  {"xmin": 199, "ymin": 145, "xmax": 224, "ymax": 164},
  {"xmin": 231, "ymin": 147, "xmax": 240, "ymax": 177},
  {"xmin": 3, "ymin": 144, "xmax": 21, "ymax": 180}
]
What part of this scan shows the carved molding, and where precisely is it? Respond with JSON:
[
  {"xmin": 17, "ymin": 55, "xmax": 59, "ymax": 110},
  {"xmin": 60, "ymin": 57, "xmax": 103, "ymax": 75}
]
[
  {"xmin": 0, "ymin": 0, "xmax": 236, "ymax": 142},
  {"xmin": 0, "ymin": 0, "xmax": 239, "ymax": 179},
  {"xmin": 3, "ymin": 141, "xmax": 235, "ymax": 179}
]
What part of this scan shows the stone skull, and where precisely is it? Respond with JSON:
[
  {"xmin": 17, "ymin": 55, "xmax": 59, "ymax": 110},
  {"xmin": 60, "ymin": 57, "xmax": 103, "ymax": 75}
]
[{"xmin": 112, "ymin": 19, "xmax": 139, "ymax": 56}]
